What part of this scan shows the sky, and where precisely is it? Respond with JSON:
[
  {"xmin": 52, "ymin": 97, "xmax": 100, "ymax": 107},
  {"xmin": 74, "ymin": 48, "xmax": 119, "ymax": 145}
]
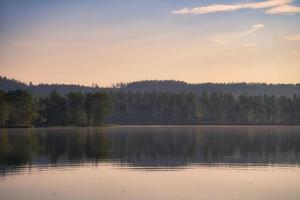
[{"xmin": 0, "ymin": 0, "xmax": 300, "ymax": 86}]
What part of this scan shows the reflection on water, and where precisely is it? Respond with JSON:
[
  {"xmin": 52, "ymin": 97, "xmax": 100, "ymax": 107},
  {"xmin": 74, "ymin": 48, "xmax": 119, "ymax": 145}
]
[
  {"xmin": 1, "ymin": 126, "xmax": 300, "ymax": 200},
  {"xmin": 1, "ymin": 126, "xmax": 300, "ymax": 175}
]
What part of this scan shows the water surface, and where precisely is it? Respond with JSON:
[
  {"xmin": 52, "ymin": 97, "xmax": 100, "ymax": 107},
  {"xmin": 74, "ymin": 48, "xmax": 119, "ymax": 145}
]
[{"xmin": 1, "ymin": 126, "xmax": 300, "ymax": 200}]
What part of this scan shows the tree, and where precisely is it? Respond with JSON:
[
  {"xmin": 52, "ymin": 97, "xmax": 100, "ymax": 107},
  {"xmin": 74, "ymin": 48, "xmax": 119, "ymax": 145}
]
[
  {"xmin": 67, "ymin": 92, "xmax": 87, "ymax": 126},
  {"xmin": 85, "ymin": 93, "xmax": 112, "ymax": 126},
  {"xmin": 0, "ymin": 91, "xmax": 10, "ymax": 127},
  {"xmin": 6, "ymin": 90, "xmax": 35, "ymax": 127},
  {"xmin": 43, "ymin": 90, "xmax": 68, "ymax": 126},
  {"xmin": 1, "ymin": 89, "xmax": 299, "ymax": 127}
]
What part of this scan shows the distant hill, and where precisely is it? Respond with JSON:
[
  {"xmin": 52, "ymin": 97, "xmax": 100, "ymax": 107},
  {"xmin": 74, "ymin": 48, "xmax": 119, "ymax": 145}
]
[
  {"xmin": 119, "ymin": 80, "xmax": 300, "ymax": 97},
  {"xmin": 0, "ymin": 76, "xmax": 103, "ymax": 96},
  {"xmin": 1, "ymin": 76, "xmax": 300, "ymax": 96}
]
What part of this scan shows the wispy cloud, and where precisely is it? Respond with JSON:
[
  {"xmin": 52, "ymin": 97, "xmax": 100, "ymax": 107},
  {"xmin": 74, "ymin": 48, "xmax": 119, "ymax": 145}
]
[
  {"xmin": 266, "ymin": 4, "xmax": 300, "ymax": 14},
  {"xmin": 283, "ymin": 34, "xmax": 300, "ymax": 41},
  {"xmin": 209, "ymin": 24, "xmax": 264, "ymax": 45},
  {"xmin": 243, "ymin": 24, "xmax": 264, "ymax": 36},
  {"xmin": 172, "ymin": 0, "xmax": 300, "ymax": 15}
]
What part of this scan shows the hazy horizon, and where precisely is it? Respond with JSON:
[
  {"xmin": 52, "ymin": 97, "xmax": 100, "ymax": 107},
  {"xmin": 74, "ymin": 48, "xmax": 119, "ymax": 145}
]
[
  {"xmin": 2, "ymin": 75, "xmax": 300, "ymax": 88},
  {"xmin": 1, "ymin": 0, "xmax": 300, "ymax": 85}
]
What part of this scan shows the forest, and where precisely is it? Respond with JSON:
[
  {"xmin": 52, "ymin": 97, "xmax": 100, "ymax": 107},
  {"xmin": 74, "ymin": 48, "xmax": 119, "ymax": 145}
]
[
  {"xmin": 1, "ymin": 76, "xmax": 300, "ymax": 97},
  {"xmin": 0, "ymin": 89, "xmax": 299, "ymax": 127},
  {"xmin": 0, "ymin": 90, "xmax": 112, "ymax": 127},
  {"xmin": 107, "ymin": 91, "xmax": 300, "ymax": 125}
]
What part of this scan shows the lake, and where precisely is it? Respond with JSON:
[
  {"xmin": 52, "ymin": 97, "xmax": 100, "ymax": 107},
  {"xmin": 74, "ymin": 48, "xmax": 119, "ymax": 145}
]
[{"xmin": 1, "ymin": 126, "xmax": 300, "ymax": 200}]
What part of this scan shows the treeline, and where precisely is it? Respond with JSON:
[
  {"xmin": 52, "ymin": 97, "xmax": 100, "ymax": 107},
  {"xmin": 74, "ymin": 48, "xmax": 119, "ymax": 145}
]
[
  {"xmin": 0, "ymin": 90, "xmax": 112, "ymax": 128},
  {"xmin": 118, "ymin": 80, "xmax": 300, "ymax": 97},
  {"xmin": 108, "ymin": 92, "xmax": 300, "ymax": 125},
  {"xmin": 0, "ymin": 76, "xmax": 102, "ymax": 96},
  {"xmin": 0, "ymin": 90, "xmax": 300, "ymax": 127},
  {"xmin": 2, "ymin": 76, "xmax": 300, "ymax": 97}
]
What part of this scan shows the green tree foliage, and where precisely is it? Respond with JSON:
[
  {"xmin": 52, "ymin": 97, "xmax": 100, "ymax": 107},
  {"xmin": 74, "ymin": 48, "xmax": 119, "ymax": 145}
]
[
  {"xmin": 85, "ymin": 93, "xmax": 112, "ymax": 126},
  {"xmin": 0, "ymin": 89, "xmax": 299, "ymax": 128},
  {"xmin": 38, "ymin": 91, "xmax": 112, "ymax": 127},
  {"xmin": 108, "ymin": 92, "xmax": 300, "ymax": 125},
  {"xmin": 41, "ymin": 90, "xmax": 68, "ymax": 126},
  {"xmin": 5, "ymin": 90, "xmax": 35, "ymax": 127},
  {"xmin": 0, "ymin": 90, "xmax": 112, "ymax": 128},
  {"xmin": 0, "ymin": 91, "xmax": 10, "ymax": 127},
  {"xmin": 67, "ymin": 92, "xmax": 87, "ymax": 126}
]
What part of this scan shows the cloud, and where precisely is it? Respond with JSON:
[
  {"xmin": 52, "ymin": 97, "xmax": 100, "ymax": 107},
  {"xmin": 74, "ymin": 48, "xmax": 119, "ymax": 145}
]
[
  {"xmin": 210, "ymin": 24, "xmax": 264, "ymax": 45},
  {"xmin": 243, "ymin": 24, "xmax": 264, "ymax": 35},
  {"xmin": 266, "ymin": 5, "xmax": 300, "ymax": 14},
  {"xmin": 252, "ymin": 24, "xmax": 264, "ymax": 29},
  {"xmin": 172, "ymin": 0, "xmax": 299, "ymax": 15},
  {"xmin": 172, "ymin": 4, "xmax": 244, "ymax": 14},
  {"xmin": 283, "ymin": 34, "xmax": 300, "ymax": 41}
]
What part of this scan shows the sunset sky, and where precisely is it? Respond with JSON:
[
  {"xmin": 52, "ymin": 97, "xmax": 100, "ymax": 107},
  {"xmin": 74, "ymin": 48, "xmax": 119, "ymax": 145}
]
[{"xmin": 0, "ymin": 0, "xmax": 300, "ymax": 86}]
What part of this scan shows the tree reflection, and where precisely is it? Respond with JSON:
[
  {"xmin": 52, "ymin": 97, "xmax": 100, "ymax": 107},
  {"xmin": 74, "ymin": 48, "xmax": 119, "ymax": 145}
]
[{"xmin": 1, "ymin": 127, "xmax": 300, "ymax": 174}]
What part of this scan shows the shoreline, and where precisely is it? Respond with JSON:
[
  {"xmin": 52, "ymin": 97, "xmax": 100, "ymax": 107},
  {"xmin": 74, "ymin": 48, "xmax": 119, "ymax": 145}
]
[{"xmin": 1, "ymin": 124, "xmax": 300, "ymax": 130}]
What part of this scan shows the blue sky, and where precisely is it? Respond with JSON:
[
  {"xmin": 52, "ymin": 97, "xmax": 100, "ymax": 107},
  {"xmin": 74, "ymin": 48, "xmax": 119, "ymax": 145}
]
[{"xmin": 0, "ymin": 0, "xmax": 300, "ymax": 85}]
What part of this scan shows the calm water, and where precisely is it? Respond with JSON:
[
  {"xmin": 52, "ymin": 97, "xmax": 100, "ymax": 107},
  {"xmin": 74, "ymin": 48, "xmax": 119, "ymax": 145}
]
[{"xmin": 1, "ymin": 126, "xmax": 300, "ymax": 200}]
